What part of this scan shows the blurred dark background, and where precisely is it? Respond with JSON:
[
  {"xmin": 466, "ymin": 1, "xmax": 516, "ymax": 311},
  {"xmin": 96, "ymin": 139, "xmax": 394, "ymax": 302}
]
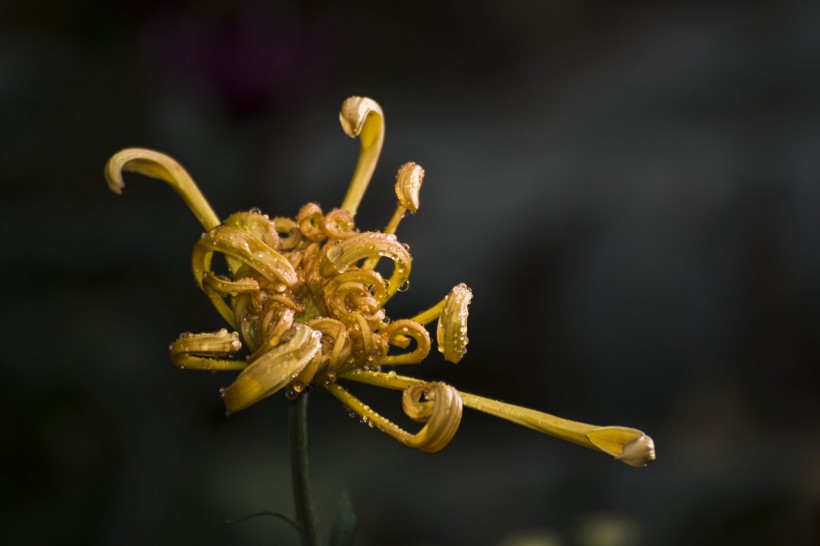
[{"xmin": 2, "ymin": 1, "xmax": 819, "ymax": 545}]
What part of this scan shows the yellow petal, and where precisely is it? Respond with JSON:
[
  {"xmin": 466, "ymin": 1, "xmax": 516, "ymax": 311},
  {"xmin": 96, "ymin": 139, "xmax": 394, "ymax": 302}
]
[
  {"xmin": 104, "ymin": 148, "xmax": 220, "ymax": 231},
  {"xmin": 169, "ymin": 329, "xmax": 246, "ymax": 371},
  {"xmin": 338, "ymin": 97, "xmax": 385, "ymax": 216},
  {"xmin": 320, "ymin": 231, "xmax": 411, "ymax": 301},
  {"xmin": 436, "ymin": 283, "xmax": 473, "ymax": 363},
  {"xmin": 325, "ymin": 380, "xmax": 462, "ymax": 453},
  {"xmin": 458, "ymin": 390, "xmax": 656, "ymax": 467},
  {"xmin": 221, "ymin": 324, "xmax": 322, "ymax": 413},
  {"xmin": 394, "ymin": 162, "xmax": 425, "ymax": 214},
  {"xmin": 193, "ymin": 226, "xmax": 298, "ymax": 288}
]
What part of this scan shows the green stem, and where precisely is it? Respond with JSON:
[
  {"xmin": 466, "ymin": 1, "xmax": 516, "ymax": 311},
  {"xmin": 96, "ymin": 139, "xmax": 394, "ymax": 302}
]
[{"xmin": 288, "ymin": 390, "xmax": 319, "ymax": 546}]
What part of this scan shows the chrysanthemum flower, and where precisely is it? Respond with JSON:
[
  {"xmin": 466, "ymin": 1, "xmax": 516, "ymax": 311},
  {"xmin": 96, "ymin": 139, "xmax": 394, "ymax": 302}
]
[{"xmin": 105, "ymin": 96, "xmax": 655, "ymax": 466}]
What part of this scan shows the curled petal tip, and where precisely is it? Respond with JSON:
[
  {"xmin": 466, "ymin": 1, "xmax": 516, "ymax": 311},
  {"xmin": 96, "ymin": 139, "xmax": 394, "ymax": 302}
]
[
  {"xmin": 587, "ymin": 427, "xmax": 656, "ymax": 467},
  {"xmin": 103, "ymin": 147, "xmax": 220, "ymax": 230},
  {"xmin": 339, "ymin": 96, "xmax": 383, "ymax": 139},
  {"xmin": 617, "ymin": 434, "xmax": 656, "ymax": 467},
  {"xmin": 436, "ymin": 283, "xmax": 473, "ymax": 363},
  {"xmin": 395, "ymin": 162, "xmax": 425, "ymax": 213},
  {"xmin": 339, "ymin": 96, "xmax": 386, "ymax": 216},
  {"xmin": 402, "ymin": 383, "xmax": 463, "ymax": 453}
]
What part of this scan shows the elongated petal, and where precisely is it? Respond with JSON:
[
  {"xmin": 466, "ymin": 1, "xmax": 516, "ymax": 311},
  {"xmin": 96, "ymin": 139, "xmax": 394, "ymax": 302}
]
[
  {"xmin": 320, "ymin": 232, "xmax": 411, "ymax": 301},
  {"xmin": 342, "ymin": 370, "xmax": 655, "ymax": 466},
  {"xmin": 339, "ymin": 97, "xmax": 385, "ymax": 216},
  {"xmin": 436, "ymin": 283, "xmax": 473, "ymax": 363},
  {"xmin": 105, "ymin": 148, "xmax": 220, "ymax": 231},
  {"xmin": 193, "ymin": 226, "xmax": 298, "ymax": 289},
  {"xmin": 458, "ymin": 391, "xmax": 656, "ymax": 467},
  {"xmin": 169, "ymin": 329, "xmax": 246, "ymax": 371},
  {"xmin": 325, "ymin": 381, "xmax": 462, "ymax": 453},
  {"xmin": 221, "ymin": 324, "xmax": 322, "ymax": 413},
  {"xmin": 222, "ymin": 211, "xmax": 280, "ymax": 249}
]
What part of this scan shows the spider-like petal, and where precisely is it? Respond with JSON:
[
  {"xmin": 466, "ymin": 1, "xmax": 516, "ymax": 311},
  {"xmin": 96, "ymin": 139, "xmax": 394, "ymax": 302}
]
[
  {"xmin": 436, "ymin": 283, "xmax": 473, "ymax": 363},
  {"xmin": 338, "ymin": 97, "xmax": 385, "ymax": 216},
  {"xmin": 170, "ymin": 329, "xmax": 246, "ymax": 371},
  {"xmin": 394, "ymin": 162, "xmax": 425, "ymax": 214},
  {"xmin": 105, "ymin": 148, "xmax": 221, "ymax": 231},
  {"xmin": 458, "ymin": 390, "xmax": 656, "ymax": 467},
  {"xmin": 221, "ymin": 324, "xmax": 322, "ymax": 413},
  {"xmin": 194, "ymin": 226, "xmax": 298, "ymax": 288},
  {"xmin": 320, "ymin": 232, "xmax": 411, "ymax": 301},
  {"xmin": 325, "ymin": 381, "xmax": 462, "ymax": 453}
]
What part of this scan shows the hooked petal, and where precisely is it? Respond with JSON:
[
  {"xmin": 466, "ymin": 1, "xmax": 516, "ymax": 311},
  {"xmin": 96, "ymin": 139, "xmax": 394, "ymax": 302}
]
[
  {"xmin": 320, "ymin": 232, "xmax": 411, "ymax": 301},
  {"xmin": 338, "ymin": 97, "xmax": 385, "ymax": 216},
  {"xmin": 221, "ymin": 324, "xmax": 322, "ymax": 413},
  {"xmin": 104, "ymin": 148, "xmax": 220, "ymax": 231}
]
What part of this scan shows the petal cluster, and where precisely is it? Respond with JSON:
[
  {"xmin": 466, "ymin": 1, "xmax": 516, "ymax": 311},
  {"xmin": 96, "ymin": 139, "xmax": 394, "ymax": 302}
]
[{"xmin": 105, "ymin": 97, "xmax": 655, "ymax": 465}]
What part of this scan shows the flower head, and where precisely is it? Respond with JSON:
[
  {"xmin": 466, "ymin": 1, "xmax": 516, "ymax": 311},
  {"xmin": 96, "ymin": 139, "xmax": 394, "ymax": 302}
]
[{"xmin": 105, "ymin": 97, "xmax": 655, "ymax": 465}]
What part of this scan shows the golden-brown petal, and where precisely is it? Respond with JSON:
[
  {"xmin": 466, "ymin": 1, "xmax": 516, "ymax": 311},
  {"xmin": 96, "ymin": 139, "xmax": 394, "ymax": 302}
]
[
  {"xmin": 169, "ymin": 329, "xmax": 246, "ymax": 371},
  {"xmin": 321, "ymin": 208, "xmax": 357, "ymax": 240},
  {"xmin": 320, "ymin": 231, "xmax": 411, "ymax": 301},
  {"xmin": 297, "ymin": 203, "xmax": 327, "ymax": 242},
  {"xmin": 193, "ymin": 226, "xmax": 298, "ymax": 289},
  {"xmin": 342, "ymin": 369, "xmax": 655, "ymax": 466},
  {"xmin": 221, "ymin": 324, "xmax": 322, "ymax": 413},
  {"xmin": 458, "ymin": 390, "xmax": 656, "ymax": 467},
  {"xmin": 222, "ymin": 211, "xmax": 280, "ymax": 249},
  {"xmin": 273, "ymin": 217, "xmax": 302, "ymax": 250},
  {"xmin": 436, "ymin": 283, "xmax": 473, "ymax": 363},
  {"xmin": 105, "ymin": 148, "xmax": 221, "ymax": 231},
  {"xmin": 324, "ymin": 380, "xmax": 462, "ymax": 453},
  {"xmin": 338, "ymin": 97, "xmax": 385, "ymax": 216},
  {"xmin": 394, "ymin": 162, "xmax": 425, "ymax": 214},
  {"xmin": 379, "ymin": 319, "xmax": 431, "ymax": 365}
]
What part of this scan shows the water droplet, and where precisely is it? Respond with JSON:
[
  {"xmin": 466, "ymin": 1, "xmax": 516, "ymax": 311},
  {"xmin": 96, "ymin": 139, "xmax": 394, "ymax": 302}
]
[
  {"xmin": 285, "ymin": 387, "xmax": 298, "ymax": 400},
  {"xmin": 249, "ymin": 207, "xmax": 262, "ymax": 214},
  {"xmin": 401, "ymin": 243, "xmax": 411, "ymax": 252},
  {"xmin": 398, "ymin": 280, "xmax": 411, "ymax": 292}
]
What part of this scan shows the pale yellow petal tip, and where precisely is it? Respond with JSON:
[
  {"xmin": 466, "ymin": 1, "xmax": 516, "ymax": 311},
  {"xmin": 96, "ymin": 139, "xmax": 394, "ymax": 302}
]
[
  {"xmin": 618, "ymin": 434, "xmax": 656, "ymax": 467},
  {"xmin": 395, "ymin": 162, "xmax": 425, "ymax": 213},
  {"xmin": 104, "ymin": 147, "xmax": 171, "ymax": 194},
  {"xmin": 436, "ymin": 283, "xmax": 473, "ymax": 363},
  {"xmin": 587, "ymin": 427, "xmax": 656, "ymax": 467},
  {"xmin": 339, "ymin": 96, "xmax": 383, "ymax": 138},
  {"xmin": 104, "ymin": 148, "xmax": 137, "ymax": 194}
]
